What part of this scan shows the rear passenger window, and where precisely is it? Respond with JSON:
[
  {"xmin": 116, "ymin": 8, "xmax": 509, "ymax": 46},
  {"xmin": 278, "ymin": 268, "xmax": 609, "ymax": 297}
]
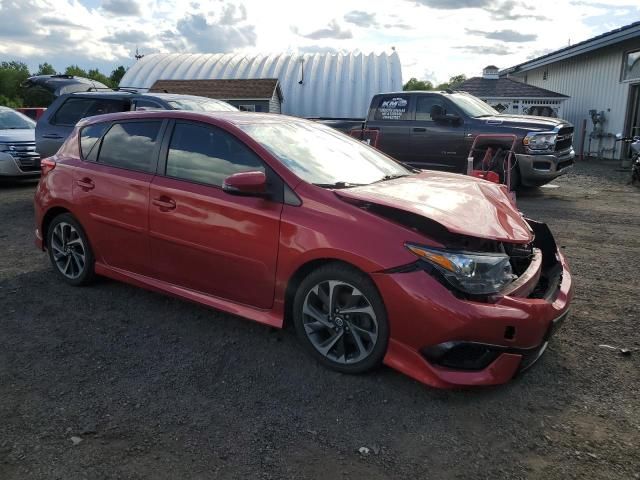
[
  {"xmin": 80, "ymin": 123, "xmax": 109, "ymax": 161},
  {"xmin": 166, "ymin": 122, "xmax": 264, "ymax": 187},
  {"xmin": 53, "ymin": 98, "xmax": 130, "ymax": 126},
  {"xmin": 53, "ymin": 98, "xmax": 94, "ymax": 126},
  {"xmin": 97, "ymin": 121, "xmax": 162, "ymax": 173},
  {"xmin": 373, "ymin": 96, "xmax": 410, "ymax": 121},
  {"xmin": 415, "ymin": 96, "xmax": 446, "ymax": 121}
]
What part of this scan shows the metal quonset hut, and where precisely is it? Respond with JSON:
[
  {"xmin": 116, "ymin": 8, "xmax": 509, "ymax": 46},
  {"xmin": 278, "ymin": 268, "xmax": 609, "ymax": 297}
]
[{"xmin": 120, "ymin": 52, "xmax": 403, "ymax": 119}]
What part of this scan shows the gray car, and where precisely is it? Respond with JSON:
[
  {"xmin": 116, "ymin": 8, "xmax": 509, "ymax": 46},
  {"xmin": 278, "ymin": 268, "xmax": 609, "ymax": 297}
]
[
  {"xmin": 36, "ymin": 92, "xmax": 238, "ymax": 158},
  {"xmin": 0, "ymin": 107, "xmax": 40, "ymax": 178}
]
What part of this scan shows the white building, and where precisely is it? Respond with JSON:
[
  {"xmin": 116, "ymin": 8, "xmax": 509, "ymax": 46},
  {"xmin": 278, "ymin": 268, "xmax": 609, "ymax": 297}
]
[
  {"xmin": 502, "ymin": 21, "xmax": 640, "ymax": 161},
  {"xmin": 458, "ymin": 65, "xmax": 569, "ymax": 119},
  {"xmin": 120, "ymin": 52, "xmax": 403, "ymax": 119}
]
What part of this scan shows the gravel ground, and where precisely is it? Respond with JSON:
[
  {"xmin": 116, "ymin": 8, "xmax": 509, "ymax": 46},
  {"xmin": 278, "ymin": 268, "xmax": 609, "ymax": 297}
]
[{"xmin": 1, "ymin": 160, "xmax": 639, "ymax": 480}]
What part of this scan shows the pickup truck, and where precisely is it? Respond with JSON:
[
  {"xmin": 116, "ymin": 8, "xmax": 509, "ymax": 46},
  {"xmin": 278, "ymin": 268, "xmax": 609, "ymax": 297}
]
[{"xmin": 320, "ymin": 91, "xmax": 575, "ymax": 188}]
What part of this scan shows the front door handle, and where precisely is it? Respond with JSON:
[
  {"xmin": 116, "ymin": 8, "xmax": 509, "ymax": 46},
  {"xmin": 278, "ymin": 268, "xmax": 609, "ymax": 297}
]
[
  {"xmin": 413, "ymin": 127, "xmax": 427, "ymax": 132},
  {"xmin": 42, "ymin": 133, "xmax": 63, "ymax": 139},
  {"xmin": 152, "ymin": 196, "xmax": 176, "ymax": 211},
  {"xmin": 76, "ymin": 178, "xmax": 94, "ymax": 191}
]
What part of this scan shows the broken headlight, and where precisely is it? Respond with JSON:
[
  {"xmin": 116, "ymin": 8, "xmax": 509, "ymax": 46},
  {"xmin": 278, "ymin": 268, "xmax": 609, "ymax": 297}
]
[{"xmin": 405, "ymin": 244, "xmax": 516, "ymax": 295}]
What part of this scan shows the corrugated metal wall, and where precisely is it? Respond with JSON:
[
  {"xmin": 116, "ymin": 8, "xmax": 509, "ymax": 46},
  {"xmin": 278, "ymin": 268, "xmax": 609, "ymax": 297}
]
[
  {"xmin": 509, "ymin": 38, "xmax": 640, "ymax": 158},
  {"xmin": 120, "ymin": 52, "xmax": 403, "ymax": 119}
]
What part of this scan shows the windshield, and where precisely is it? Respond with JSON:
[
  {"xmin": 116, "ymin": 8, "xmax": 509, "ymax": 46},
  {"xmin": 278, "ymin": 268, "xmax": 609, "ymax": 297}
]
[
  {"xmin": 239, "ymin": 120, "xmax": 411, "ymax": 186},
  {"xmin": 168, "ymin": 99, "xmax": 238, "ymax": 112},
  {"xmin": 449, "ymin": 93, "xmax": 498, "ymax": 117},
  {"xmin": 0, "ymin": 109, "xmax": 36, "ymax": 130}
]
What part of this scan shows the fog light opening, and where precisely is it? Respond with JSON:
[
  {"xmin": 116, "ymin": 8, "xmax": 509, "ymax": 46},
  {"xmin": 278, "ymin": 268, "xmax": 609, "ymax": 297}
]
[{"xmin": 504, "ymin": 326, "xmax": 516, "ymax": 340}]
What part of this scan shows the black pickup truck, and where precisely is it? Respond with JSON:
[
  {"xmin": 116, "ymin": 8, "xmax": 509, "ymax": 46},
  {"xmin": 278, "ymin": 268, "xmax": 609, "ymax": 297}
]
[{"xmin": 320, "ymin": 91, "xmax": 575, "ymax": 188}]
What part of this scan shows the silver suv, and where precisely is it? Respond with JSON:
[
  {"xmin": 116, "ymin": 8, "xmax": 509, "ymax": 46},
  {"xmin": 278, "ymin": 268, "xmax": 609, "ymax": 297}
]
[{"xmin": 0, "ymin": 107, "xmax": 40, "ymax": 178}]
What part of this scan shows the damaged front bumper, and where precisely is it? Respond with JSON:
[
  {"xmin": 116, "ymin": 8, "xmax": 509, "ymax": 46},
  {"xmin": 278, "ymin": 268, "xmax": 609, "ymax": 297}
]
[{"xmin": 373, "ymin": 220, "xmax": 573, "ymax": 388}]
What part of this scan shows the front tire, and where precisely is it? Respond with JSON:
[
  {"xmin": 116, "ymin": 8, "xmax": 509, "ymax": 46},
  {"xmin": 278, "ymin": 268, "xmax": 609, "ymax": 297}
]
[
  {"xmin": 293, "ymin": 263, "xmax": 389, "ymax": 374},
  {"xmin": 47, "ymin": 213, "xmax": 95, "ymax": 286}
]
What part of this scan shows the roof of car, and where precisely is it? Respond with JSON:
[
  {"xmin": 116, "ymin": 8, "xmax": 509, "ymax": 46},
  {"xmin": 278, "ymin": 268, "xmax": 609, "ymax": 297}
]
[{"xmin": 77, "ymin": 110, "xmax": 307, "ymax": 128}]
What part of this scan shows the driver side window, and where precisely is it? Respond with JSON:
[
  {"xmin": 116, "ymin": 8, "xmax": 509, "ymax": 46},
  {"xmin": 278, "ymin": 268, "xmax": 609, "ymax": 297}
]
[
  {"xmin": 165, "ymin": 122, "xmax": 265, "ymax": 187},
  {"xmin": 415, "ymin": 96, "xmax": 446, "ymax": 121}
]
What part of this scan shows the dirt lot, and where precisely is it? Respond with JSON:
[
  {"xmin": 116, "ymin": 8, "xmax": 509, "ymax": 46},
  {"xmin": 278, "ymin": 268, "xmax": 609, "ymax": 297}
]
[{"xmin": 1, "ymin": 160, "xmax": 639, "ymax": 480}]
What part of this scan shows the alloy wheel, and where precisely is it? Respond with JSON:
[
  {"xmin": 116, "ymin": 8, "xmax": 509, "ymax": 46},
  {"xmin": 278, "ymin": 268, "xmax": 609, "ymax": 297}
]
[
  {"xmin": 302, "ymin": 280, "xmax": 379, "ymax": 364},
  {"xmin": 50, "ymin": 222, "xmax": 86, "ymax": 280}
]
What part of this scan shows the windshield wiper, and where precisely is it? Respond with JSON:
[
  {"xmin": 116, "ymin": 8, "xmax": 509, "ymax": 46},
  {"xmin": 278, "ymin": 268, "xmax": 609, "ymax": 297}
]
[
  {"xmin": 313, "ymin": 181, "xmax": 366, "ymax": 189},
  {"xmin": 374, "ymin": 173, "xmax": 410, "ymax": 183}
]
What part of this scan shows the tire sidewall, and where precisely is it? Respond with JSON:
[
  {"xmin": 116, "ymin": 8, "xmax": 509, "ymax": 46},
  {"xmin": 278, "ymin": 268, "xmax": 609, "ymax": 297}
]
[
  {"xmin": 47, "ymin": 213, "xmax": 95, "ymax": 286},
  {"xmin": 292, "ymin": 263, "xmax": 389, "ymax": 374}
]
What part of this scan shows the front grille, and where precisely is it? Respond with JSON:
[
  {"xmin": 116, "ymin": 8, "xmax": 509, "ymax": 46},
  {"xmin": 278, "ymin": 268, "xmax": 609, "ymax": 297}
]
[
  {"xmin": 1, "ymin": 141, "xmax": 40, "ymax": 172},
  {"xmin": 555, "ymin": 125, "xmax": 574, "ymax": 152}
]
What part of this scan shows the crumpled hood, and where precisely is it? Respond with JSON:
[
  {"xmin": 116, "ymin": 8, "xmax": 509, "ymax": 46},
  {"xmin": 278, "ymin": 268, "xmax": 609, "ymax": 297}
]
[
  {"xmin": 0, "ymin": 128, "xmax": 35, "ymax": 143},
  {"xmin": 336, "ymin": 171, "xmax": 533, "ymax": 243}
]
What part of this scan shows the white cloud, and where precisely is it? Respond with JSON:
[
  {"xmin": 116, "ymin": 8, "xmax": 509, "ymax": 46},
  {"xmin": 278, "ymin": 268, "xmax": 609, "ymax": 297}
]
[{"xmin": 0, "ymin": 0, "xmax": 636, "ymax": 85}]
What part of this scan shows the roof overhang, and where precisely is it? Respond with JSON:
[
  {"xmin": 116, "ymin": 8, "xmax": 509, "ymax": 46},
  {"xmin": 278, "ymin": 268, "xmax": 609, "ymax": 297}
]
[{"xmin": 502, "ymin": 21, "xmax": 640, "ymax": 75}]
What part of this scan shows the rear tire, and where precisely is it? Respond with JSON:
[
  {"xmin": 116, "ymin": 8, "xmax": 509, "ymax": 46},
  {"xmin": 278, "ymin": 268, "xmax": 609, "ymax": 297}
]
[
  {"xmin": 293, "ymin": 263, "xmax": 389, "ymax": 374},
  {"xmin": 46, "ymin": 213, "xmax": 95, "ymax": 286}
]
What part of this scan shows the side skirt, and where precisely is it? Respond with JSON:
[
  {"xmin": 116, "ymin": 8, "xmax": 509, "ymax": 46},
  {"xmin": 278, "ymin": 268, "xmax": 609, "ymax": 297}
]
[{"xmin": 94, "ymin": 263, "xmax": 284, "ymax": 328}]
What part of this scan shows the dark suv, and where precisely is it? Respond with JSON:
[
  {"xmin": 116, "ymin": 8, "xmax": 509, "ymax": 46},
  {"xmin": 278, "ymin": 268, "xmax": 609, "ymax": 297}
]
[
  {"xmin": 36, "ymin": 92, "xmax": 237, "ymax": 158},
  {"xmin": 365, "ymin": 91, "xmax": 575, "ymax": 187}
]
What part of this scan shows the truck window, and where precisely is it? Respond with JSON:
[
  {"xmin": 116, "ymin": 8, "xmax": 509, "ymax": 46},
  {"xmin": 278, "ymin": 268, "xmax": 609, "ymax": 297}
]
[
  {"xmin": 415, "ymin": 96, "xmax": 447, "ymax": 121},
  {"xmin": 373, "ymin": 95, "xmax": 411, "ymax": 121}
]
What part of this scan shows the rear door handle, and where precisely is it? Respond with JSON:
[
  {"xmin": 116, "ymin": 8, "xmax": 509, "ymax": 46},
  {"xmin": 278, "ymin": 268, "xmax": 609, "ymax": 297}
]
[
  {"xmin": 76, "ymin": 178, "xmax": 94, "ymax": 191},
  {"xmin": 42, "ymin": 133, "xmax": 63, "ymax": 139},
  {"xmin": 413, "ymin": 127, "xmax": 427, "ymax": 132},
  {"xmin": 152, "ymin": 196, "xmax": 176, "ymax": 211}
]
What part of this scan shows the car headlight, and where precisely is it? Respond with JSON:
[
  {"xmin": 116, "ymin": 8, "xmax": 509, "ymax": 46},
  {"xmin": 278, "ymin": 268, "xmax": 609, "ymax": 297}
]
[
  {"xmin": 523, "ymin": 132, "xmax": 557, "ymax": 151},
  {"xmin": 405, "ymin": 243, "xmax": 516, "ymax": 295}
]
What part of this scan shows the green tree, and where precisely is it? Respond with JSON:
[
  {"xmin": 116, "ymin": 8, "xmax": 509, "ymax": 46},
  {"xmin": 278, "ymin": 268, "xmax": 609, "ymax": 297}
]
[
  {"xmin": 35, "ymin": 62, "xmax": 56, "ymax": 75},
  {"xmin": 0, "ymin": 61, "xmax": 30, "ymax": 106},
  {"xmin": 448, "ymin": 74, "xmax": 467, "ymax": 89},
  {"xmin": 435, "ymin": 74, "xmax": 468, "ymax": 91},
  {"xmin": 87, "ymin": 68, "xmax": 112, "ymax": 87},
  {"xmin": 402, "ymin": 77, "xmax": 433, "ymax": 91},
  {"xmin": 110, "ymin": 65, "xmax": 127, "ymax": 87},
  {"xmin": 0, "ymin": 94, "xmax": 23, "ymax": 108},
  {"xmin": 64, "ymin": 65, "xmax": 88, "ymax": 77}
]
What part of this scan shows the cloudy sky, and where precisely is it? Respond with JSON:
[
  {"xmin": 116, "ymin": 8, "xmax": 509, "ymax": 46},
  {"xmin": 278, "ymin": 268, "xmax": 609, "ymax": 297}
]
[{"xmin": 0, "ymin": 0, "xmax": 638, "ymax": 83}]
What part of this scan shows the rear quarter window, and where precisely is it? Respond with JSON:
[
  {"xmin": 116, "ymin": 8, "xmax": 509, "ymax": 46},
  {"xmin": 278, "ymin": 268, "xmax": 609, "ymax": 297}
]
[
  {"xmin": 372, "ymin": 95, "xmax": 411, "ymax": 121},
  {"xmin": 97, "ymin": 121, "xmax": 162, "ymax": 173},
  {"xmin": 80, "ymin": 123, "xmax": 109, "ymax": 161}
]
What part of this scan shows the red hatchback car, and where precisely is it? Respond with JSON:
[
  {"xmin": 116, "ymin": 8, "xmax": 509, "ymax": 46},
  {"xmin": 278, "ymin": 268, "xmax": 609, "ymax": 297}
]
[{"xmin": 34, "ymin": 111, "xmax": 573, "ymax": 388}]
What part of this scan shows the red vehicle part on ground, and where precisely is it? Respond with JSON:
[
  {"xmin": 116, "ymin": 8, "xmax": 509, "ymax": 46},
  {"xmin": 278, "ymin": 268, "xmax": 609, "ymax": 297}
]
[{"xmin": 33, "ymin": 111, "xmax": 573, "ymax": 388}]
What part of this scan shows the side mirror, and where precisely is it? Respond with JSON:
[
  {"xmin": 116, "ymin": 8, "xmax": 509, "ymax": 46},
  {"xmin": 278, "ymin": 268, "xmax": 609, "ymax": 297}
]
[
  {"xmin": 222, "ymin": 171, "xmax": 268, "ymax": 197},
  {"xmin": 616, "ymin": 133, "xmax": 623, "ymax": 139}
]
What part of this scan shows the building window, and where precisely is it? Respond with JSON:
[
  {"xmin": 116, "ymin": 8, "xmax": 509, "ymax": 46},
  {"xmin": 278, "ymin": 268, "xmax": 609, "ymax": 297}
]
[
  {"xmin": 238, "ymin": 104, "xmax": 256, "ymax": 112},
  {"xmin": 622, "ymin": 49, "xmax": 640, "ymax": 81}
]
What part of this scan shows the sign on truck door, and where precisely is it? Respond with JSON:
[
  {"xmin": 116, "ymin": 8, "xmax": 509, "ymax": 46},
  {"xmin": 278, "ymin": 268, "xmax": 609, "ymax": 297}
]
[{"xmin": 366, "ymin": 94, "xmax": 414, "ymax": 163}]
